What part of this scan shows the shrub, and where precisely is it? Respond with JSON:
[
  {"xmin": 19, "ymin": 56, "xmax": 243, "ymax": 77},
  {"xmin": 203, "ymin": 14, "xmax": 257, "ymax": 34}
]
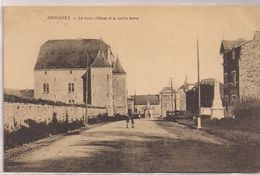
[
  {"xmin": 233, "ymin": 96, "xmax": 260, "ymax": 118},
  {"xmin": 4, "ymin": 116, "xmax": 85, "ymax": 150},
  {"xmin": 4, "ymin": 114, "xmax": 130, "ymax": 150}
]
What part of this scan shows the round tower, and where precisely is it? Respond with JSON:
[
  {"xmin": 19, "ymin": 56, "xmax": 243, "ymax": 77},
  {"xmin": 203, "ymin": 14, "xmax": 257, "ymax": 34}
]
[{"xmin": 112, "ymin": 57, "xmax": 127, "ymax": 115}]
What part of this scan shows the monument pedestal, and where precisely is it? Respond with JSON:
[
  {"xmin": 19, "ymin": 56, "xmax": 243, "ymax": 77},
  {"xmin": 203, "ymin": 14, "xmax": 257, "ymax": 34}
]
[
  {"xmin": 211, "ymin": 107, "xmax": 224, "ymax": 119},
  {"xmin": 211, "ymin": 80, "xmax": 224, "ymax": 119}
]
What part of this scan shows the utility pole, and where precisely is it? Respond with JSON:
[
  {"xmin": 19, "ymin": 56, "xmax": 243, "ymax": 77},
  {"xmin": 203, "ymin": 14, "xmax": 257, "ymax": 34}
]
[
  {"xmin": 85, "ymin": 50, "xmax": 90, "ymax": 125},
  {"xmin": 133, "ymin": 89, "xmax": 136, "ymax": 114},
  {"xmin": 170, "ymin": 77, "xmax": 174, "ymax": 115},
  {"xmin": 174, "ymin": 90, "xmax": 177, "ymax": 115},
  {"xmin": 85, "ymin": 69, "xmax": 89, "ymax": 125},
  {"xmin": 197, "ymin": 39, "xmax": 202, "ymax": 129}
]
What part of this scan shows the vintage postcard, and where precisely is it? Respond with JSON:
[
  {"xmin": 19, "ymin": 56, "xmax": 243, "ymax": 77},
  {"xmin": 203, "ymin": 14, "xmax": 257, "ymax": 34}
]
[{"xmin": 3, "ymin": 5, "xmax": 260, "ymax": 173}]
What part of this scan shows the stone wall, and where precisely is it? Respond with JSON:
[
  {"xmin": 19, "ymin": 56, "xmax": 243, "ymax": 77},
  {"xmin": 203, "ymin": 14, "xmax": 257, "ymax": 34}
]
[
  {"xmin": 90, "ymin": 67, "xmax": 113, "ymax": 116},
  {"xmin": 4, "ymin": 102, "xmax": 106, "ymax": 130},
  {"xmin": 34, "ymin": 69, "xmax": 86, "ymax": 104},
  {"xmin": 239, "ymin": 31, "xmax": 260, "ymax": 98},
  {"xmin": 113, "ymin": 73, "xmax": 127, "ymax": 115}
]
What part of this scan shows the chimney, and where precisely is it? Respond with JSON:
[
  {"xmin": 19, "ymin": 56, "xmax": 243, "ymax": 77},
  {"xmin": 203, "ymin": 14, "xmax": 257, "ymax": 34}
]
[{"xmin": 253, "ymin": 31, "xmax": 260, "ymax": 41}]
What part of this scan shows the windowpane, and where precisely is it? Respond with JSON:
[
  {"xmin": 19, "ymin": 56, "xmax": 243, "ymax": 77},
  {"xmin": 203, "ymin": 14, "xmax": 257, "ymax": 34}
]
[
  {"xmin": 68, "ymin": 83, "xmax": 75, "ymax": 93},
  {"xmin": 224, "ymin": 73, "xmax": 228, "ymax": 84},
  {"xmin": 43, "ymin": 83, "xmax": 49, "ymax": 93},
  {"xmin": 231, "ymin": 71, "xmax": 236, "ymax": 85}
]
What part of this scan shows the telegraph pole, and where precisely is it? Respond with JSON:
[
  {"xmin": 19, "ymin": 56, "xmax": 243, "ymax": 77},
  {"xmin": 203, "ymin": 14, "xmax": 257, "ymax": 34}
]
[
  {"xmin": 85, "ymin": 50, "xmax": 90, "ymax": 125},
  {"xmin": 133, "ymin": 89, "xmax": 136, "ymax": 114},
  {"xmin": 174, "ymin": 90, "xmax": 177, "ymax": 115},
  {"xmin": 197, "ymin": 39, "xmax": 202, "ymax": 129},
  {"xmin": 85, "ymin": 70, "xmax": 89, "ymax": 125},
  {"xmin": 170, "ymin": 77, "xmax": 174, "ymax": 115}
]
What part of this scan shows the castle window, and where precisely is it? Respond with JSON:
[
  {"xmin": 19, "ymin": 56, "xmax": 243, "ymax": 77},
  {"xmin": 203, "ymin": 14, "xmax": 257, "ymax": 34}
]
[
  {"xmin": 68, "ymin": 83, "xmax": 74, "ymax": 93},
  {"xmin": 45, "ymin": 71, "xmax": 47, "ymax": 75},
  {"xmin": 43, "ymin": 83, "xmax": 49, "ymax": 93},
  {"xmin": 231, "ymin": 70, "xmax": 236, "ymax": 85},
  {"xmin": 70, "ymin": 71, "xmax": 72, "ymax": 74},
  {"xmin": 69, "ymin": 99, "xmax": 75, "ymax": 103},
  {"xmin": 225, "ymin": 95, "xmax": 229, "ymax": 107},
  {"xmin": 231, "ymin": 94, "xmax": 238, "ymax": 106},
  {"xmin": 224, "ymin": 73, "xmax": 228, "ymax": 84},
  {"xmin": 107, "ymin": 74, "xmax": 110, "ymax": 88}
]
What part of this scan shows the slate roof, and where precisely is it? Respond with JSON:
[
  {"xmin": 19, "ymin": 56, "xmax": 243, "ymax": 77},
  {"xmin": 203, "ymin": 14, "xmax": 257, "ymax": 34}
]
[
  {"xmin": 90, "ymin": 48, "xmax": 111, "ymax": 67},
  {"xmin": 132, "ymin": 95, "xmax": 160, "ymax": 105},
  {"xmin": 186, "ymin": 78, "xmax": 224, "ymax": 92},
  {"xmin": 220, "ymin": 39, "xmax": 247, "ymax": 54},
  {"xmin": 113, "ymin": 58, "xmax": 126, "ymax": 74},
  {"xmin": 160, "ymin": 86, "xmax": 177, "ymax": 93},
  {"xmin": 34, "ymin": 39, "xmax": 110, "ymax": 69}
]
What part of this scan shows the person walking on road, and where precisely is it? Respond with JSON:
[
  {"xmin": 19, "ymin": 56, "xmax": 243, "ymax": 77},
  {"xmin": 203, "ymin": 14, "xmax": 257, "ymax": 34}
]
[
  {"xmin": 131, "ymin": 116, "xmax": 135, "ymax": 128},
  {"xmin": 148, "ymin": 111, "xmax": 151, "ymax": 119},
  {"xmin": 126, "ymin": 116, "xmax": 130, "ymax": 128},
  {"xmin": 126, "ymin": 109, "xmax": 132, "ymax": 128}
]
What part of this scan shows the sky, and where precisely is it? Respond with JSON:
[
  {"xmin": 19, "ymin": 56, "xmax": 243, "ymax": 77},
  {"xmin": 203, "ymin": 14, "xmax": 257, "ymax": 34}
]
[{"xmin": 4, "ymin": 6, "xmax": 260, "ymax": 95}]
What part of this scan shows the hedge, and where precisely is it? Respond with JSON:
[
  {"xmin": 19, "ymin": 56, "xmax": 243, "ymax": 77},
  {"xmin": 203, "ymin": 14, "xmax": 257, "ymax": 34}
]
[
  {"xmin": 4, "ymin": 114, "xmax": 132, "ymax": 150},
  {"xmin": 233, "ymin": 96, "xmax": 260, "ymax": 118}
]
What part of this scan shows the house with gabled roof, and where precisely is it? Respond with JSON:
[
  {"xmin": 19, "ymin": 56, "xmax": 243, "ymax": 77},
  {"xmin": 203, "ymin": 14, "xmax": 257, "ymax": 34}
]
[
  {"xmin": 186, "ymin": 78, "xmax": 225, "ymax": 118},
  {"xmin": 34, "ymin": 39, "xmax": 127, "ymax": 116},
  {"xmin": 220, "ymin": 31, "xmax": 260, "ymax": 113}
]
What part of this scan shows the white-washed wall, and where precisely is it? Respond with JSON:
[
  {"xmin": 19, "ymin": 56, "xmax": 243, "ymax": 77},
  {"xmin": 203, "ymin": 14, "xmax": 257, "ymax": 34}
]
[
  {"xmin": 90, "ymin": 67, "xmax": 113, "ymax": 116},
  {"xmin": 113, "ymin": 74, "xmax": 128, "ymax": 115},
  {"xmin": 34, "ymin": 69, "xmax": 86, "ymax": 104},
  {"xmin": 4, "ymin": 102, "xmax": 106, "ymax": 130}
]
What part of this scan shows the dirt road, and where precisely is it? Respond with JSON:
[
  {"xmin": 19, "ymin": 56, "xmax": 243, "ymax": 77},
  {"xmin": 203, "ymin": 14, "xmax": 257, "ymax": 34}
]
[{"xmin": 4, "ymin": 119, "xmax": 260, "ymax": 172}]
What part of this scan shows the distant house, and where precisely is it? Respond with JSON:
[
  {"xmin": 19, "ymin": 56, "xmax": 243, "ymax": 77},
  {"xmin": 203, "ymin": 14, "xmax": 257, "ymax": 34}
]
[
  {"xmin": 220, "ymin": 31, "xmax": 260, "ymax": 114},
  {"xmin": 34, "ymin": 39, "xmax": 127, "ymax": 116},
  {"xmin": 160, "ymin": 77, "xmax": 193, "ymax": 117},
  {"xmin": 128, "ymin": 94, "xmax": 160, "ymax": 118},
  {"xmin": 186, "ymin": 78, "xmax": 224, "ymax": 119},
  {"xmin": 160, "ymin": 86, "xmax": 178, "ymax": 117}
]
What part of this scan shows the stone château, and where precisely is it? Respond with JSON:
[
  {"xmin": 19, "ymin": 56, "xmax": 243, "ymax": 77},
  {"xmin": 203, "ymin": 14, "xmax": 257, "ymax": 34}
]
[{"xmin": 34, "ymin": 39, "xmax": 127, "ymax": 116}]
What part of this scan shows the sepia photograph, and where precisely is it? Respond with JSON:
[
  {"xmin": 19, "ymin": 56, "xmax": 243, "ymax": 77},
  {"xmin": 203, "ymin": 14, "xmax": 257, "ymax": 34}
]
[{"xmin": 3, "ymin": 5, "xmax": 260, "ymax": 173}]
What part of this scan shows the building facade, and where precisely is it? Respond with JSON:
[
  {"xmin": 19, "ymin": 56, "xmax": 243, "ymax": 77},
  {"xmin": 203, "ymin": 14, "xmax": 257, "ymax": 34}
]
[
  {"xmin": 160, "ymin": 86, "xmax": 179, "ymax": 117},
  {"xmin": 186, "ymin": 78, "xmax": 224, "ymax": 118},
  {"xmin": 34, "ymin": 39, "xmax": 127, "ymax": 116},
  {"xmin": 160, "ymin": 77, "xmax": 192, "ymax": 117},
  {"xmin": 127, "ymin": 95, "xmax": 160, "ymax": 118},
  {"xmin": 112, "ymin": 58, "xmax": 128, "ymax": 115},
  {"xmin": 220, "ymin": 31, "xmax": 260, "ymax": 109}
]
